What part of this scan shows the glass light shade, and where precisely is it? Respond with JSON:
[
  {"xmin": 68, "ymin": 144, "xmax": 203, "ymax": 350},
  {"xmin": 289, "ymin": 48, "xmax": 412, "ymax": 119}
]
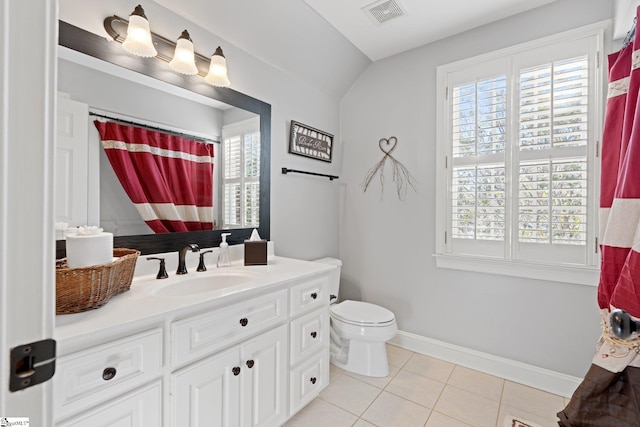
[
  {"xmin": 122, "ymin": 14, "xmax": 157, "ymax": 57},
  {"xmin": 169, "ymin": 32, "xmax": 198, "ymax": 75},
  {"xmin": 205, "ymin": 47, "xmax": 231, "ymax": 87}
]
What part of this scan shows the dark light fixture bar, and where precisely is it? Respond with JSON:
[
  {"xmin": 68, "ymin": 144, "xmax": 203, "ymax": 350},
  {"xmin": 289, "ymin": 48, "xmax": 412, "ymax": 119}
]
[{"xmin": 281, "ymin": 168, "xmax": 339, "ymax": 181}]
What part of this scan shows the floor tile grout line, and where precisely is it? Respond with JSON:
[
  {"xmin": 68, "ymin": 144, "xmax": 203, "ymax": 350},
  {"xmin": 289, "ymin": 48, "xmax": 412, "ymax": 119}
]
[
  {"xmin": 317, "ymin": 395, "xmax": 370, "ymax": 420},
  {"xmin": 311, "ymin": 347, "xmax": 565, "ymax": 427},
  {"xmin": 355, "ymin": 387, "xmax": 384, "ymax": 424},
  {"xmin": 495, "ymin": 377, "xmax": 507, "ymax": 427}
]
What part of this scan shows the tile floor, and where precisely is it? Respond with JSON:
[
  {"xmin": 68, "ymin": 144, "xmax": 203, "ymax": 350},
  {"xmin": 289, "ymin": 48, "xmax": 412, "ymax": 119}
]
[{"xmin": 285, "ymin": 344, "xmax": 568, "ymax": 427}]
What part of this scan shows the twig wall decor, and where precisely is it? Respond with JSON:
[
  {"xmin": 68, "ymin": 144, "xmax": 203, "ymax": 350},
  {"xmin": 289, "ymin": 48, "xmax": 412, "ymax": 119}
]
[{"xmin": 361, "ymin": 136, "xmax": 417, "ymax": 200}]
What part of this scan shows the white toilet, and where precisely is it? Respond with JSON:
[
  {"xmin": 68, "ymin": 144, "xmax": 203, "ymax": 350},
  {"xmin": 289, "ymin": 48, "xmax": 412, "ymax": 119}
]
[{"xmin": 314, "ymin": 258, "xmax": 397, "ymax": 377}]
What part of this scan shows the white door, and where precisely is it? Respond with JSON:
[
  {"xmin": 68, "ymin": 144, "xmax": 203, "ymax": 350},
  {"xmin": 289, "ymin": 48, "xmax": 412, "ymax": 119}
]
[
  {"xmin": 55, "ymin": 96, "xmax": 89, "ymax": 228},
  {"xmin": 241, "ymin": 325, "xmax": 287, "ymax": 427},
  {"xmin": 0, "ymin": 0, "xmax": 57, "ymax": 425},
  {"xmin": 172, "ymin": 347, "xmax": 242, "ymax": 427}
]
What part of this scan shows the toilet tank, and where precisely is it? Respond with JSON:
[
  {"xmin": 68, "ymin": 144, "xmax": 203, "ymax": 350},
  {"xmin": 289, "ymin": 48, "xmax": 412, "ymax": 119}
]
[{"xmin": 313, "ymin": 257, "xmax": 341, "ymax": 302}]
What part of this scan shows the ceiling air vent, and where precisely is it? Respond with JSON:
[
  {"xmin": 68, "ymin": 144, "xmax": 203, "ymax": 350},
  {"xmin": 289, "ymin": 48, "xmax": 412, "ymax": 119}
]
[{"xmin": 363, "ymin": 0, "xmax": 406, "ymax": 25}]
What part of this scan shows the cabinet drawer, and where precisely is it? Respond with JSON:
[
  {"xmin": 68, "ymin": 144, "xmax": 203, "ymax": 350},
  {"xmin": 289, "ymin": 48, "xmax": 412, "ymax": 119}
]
[
  {"xmin": 290, "ymin": 309, "xmax": 328, "ymax": 365},
  {"xmin": 172, "ymin": 289, "xmax": 287, "ymax": 368},
  {"xmin": 289, "ymin": 352, "xmax": 328, "ymax": 415},
  {"xmin": 289, "ymin": 276, "xmax": 328, "ymax": 317},
  {"xmin": 54, "ymin": 329, "xmax": 162, "ymax": 421},
  {"xmin": 57, "ymin": 381, "xmax": 161, "ymax": 427}
]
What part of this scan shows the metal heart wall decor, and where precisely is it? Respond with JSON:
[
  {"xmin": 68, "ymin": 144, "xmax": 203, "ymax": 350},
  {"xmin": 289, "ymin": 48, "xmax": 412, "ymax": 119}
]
[{"xmin": 361, "ymin": 136, "xmax": 417, "ymax": 200}]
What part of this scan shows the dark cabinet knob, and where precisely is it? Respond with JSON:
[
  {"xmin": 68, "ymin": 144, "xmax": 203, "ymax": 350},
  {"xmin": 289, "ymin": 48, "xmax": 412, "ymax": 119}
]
[
  {"xmin": 239, "ymin": 318, "xmax": 248, "ymax": 327},
  {"xmin": 102, "ymin": 367, "xmax": 117, "ymax": 381},
  {"xmin": 310, "ymin": 331, "xmax": 317, "ymax": 339},
  {"xmin": 246, "ymin": 360, "xmax": 255, "ymax": 369},
  {"xmin": 232, "ymin": 367, "xmax": 241, "ymax": 376},
  {"xmin": 311, "ymin": 292, "xmax": 317, "ymax": 300},
  {"xmin": 310, "ymin": 377, "xmax": 317, "ymax": 384}
]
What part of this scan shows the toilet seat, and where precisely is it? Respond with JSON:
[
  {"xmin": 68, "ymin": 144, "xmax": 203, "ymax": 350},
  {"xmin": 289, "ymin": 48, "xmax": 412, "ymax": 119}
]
[{"xmin": 330, "ymin": 300, "xmax": 395, "ymax": 327}]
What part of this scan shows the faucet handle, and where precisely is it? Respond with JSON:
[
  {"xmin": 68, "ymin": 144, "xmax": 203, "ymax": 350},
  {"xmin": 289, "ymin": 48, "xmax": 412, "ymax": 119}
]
[
  {"xmin": 197, "ymin": 250, "xmax": 213, "ymax": 272},
  {"xmin": 147, "ymin": 257, "xmax": 168, "ymax": 279}
]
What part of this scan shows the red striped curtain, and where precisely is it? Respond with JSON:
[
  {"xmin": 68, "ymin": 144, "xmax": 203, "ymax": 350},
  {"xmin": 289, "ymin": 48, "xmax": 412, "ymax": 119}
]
[
  {"xmin": 558, "ymin": 8, "xmax": 640, "ymax": 423},
  {"xmin": 95, "ymin": 121, "xmax": 214, "ymax": 233},
  {"xmin": 599, "ymin": 15, "xmax": 640, "ymax": 319}
]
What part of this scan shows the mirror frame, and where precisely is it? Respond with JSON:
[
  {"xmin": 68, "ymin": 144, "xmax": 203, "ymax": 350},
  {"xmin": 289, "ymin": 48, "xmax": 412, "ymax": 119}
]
[{"xmin": 56, "ymin": 21, "xmax": 271, "ymax": 257}]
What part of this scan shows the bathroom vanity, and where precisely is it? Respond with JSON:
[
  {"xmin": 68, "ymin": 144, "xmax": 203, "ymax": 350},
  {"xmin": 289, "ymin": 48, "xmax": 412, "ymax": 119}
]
[{"xmin": 53, "ymin": 254, "xmax": 333, "ymax": 426}]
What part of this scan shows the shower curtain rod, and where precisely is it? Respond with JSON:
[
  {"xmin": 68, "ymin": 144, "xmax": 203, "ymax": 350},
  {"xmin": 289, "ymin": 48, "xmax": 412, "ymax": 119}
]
[{"xmin": 89, "ymin": 110, "xmax": 220, "ymax": 144}]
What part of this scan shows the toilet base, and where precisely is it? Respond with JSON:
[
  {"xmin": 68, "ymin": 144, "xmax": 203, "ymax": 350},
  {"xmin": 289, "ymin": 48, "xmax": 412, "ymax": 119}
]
[{"xmin": 330, "ymin": 339, "xmax": 390, "ymax": 377}]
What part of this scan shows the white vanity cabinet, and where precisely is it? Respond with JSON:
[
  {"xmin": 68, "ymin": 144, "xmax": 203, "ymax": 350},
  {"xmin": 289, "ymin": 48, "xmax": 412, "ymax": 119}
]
[
  {"xmin": 53, "ymin": 257, "xmax": 334, "ymax": 426},
  {"xmin": 56, "ymin": 381, "xmax": 162, "ymax": 427},
  {"xmin": 170, "ymin": 289, "xmax": 289, "ymax": 427},
  {"xmin": 53, "ymin": 329, "xmax": 163, "ymax": 425},
  {"xmin": 288, "ymin": 277, "xmax": 330, "ymax": 415},
  {"xmin": 170, "ymin": 277, "xmax": 330, "ymax": 427},
  {"xmin": 172, "ymin": 325, "xmax": 287, "ymax": 427}
]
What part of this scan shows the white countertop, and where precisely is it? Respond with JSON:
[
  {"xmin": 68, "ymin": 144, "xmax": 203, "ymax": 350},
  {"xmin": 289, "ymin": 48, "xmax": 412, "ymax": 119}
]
[{"xmin": 54, "ymin": 255, "xmax": 335, "ymax": 353}]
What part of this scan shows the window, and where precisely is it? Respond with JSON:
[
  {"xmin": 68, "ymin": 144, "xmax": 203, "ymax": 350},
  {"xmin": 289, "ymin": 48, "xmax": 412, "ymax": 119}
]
[
  {"xmin": 221, "ymin": 117, "xmax": 260, "ymax": 229},
  {"xmin": 435, "ymin": 24, "xmax": 605, "ymax": 285}
]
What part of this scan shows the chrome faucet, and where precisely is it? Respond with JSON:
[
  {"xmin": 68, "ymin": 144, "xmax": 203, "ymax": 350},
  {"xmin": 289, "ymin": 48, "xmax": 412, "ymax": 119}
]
[{"xmin": 177, "ymin": 243, "xmax": 200, "ymax": 275}]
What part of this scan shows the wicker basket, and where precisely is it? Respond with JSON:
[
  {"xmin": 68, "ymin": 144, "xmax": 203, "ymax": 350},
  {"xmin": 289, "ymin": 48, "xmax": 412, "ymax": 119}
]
[{"xmin": 55, "ymin": 248, "xmax": 140, "ymax": 315}]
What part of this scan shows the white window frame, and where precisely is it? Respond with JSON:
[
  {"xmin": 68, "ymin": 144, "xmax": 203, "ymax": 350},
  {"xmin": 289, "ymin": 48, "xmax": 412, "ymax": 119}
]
[
  {"xmin": 221, "ymin": 117, "xmax": 260, "ymax": 229},
  {"xmin": 435, "ymin": 22, "xmax": 608, "ymax": 286}
]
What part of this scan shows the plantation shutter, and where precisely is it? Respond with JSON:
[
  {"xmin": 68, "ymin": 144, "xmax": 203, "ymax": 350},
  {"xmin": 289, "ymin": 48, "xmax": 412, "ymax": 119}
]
[
  {"xmin": 222, "ymin": 117, "xmax": 260, "ymax": 228},
  {"xmin": 445, "ymin": 37, "xmax": 595, "ymax": 265},
  {"xmin": 516, "ymin": 50, "xmax": 590, "ymax": 264}
]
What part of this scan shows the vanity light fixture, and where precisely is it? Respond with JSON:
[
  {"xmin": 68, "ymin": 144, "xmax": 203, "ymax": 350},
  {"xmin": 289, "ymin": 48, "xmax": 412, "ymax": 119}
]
[
  {"xmin": 169, "ymin": 30, "xmax": 199, "ymax": 75},
  {"xmin": 204, "ymin": 47, "xmax": 231, "ymax": 87},
  {"xmin": 104, "ymin": 8, "xmax": 232, "ymax": 87},
  {"xmin": 121, "ymin": 5, "xmax": 157, "ymax": 58}
]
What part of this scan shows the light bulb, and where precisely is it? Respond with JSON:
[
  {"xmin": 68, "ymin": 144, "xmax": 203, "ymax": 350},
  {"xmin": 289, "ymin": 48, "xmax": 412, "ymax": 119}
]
[
  {"xmin": 169, "ymin": 30, "xmax": 198, "ymax": 75},
  {"xmin": 204, "ymin": 46, "xmax": 230, "ymax": 87},
  {"xmin": 121, "ymin": 5, "xmax": 157, "ymax": 58}
]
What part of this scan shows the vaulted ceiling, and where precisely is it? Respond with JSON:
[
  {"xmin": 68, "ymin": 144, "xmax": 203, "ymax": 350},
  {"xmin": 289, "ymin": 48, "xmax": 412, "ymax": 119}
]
[{"xmin": 61, "ymin": 0, "xmax": 630, "ymax": 100}]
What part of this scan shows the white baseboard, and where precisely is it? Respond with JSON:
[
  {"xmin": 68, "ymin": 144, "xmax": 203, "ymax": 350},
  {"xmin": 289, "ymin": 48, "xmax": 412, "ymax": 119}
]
[{"xmin": 389, "ymin": 330, "xmax": 582, "ymax": 398}]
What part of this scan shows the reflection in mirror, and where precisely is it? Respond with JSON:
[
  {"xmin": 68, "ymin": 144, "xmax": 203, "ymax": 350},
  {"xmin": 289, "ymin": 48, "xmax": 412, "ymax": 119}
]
[
  {"xmin": 59, "ymin": 58, "xmax": 261, "ymax": 236},
  {"xmin": 56, "ymin": 21, "xmax": 271, "ymax": 256}
]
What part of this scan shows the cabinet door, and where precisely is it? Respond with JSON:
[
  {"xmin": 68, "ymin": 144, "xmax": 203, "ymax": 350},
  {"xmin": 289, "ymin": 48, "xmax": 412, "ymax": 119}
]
[
  {"xmin": 56, "ymin": 381, "xmax": 161, "ymax": 427},
  {"xmin": 241, "ymin": 325, "xmax": 287, "ymax": 427},
  {"xmin": 172, "ymin": 347, "xmax": 242, "ymax": 427}
]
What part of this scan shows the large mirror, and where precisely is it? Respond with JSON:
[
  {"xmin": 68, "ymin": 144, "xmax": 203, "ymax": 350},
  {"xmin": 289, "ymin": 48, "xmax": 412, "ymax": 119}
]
[{"xmin": 56, "ymin": 21, "xmax": 271, "ymax": 257}]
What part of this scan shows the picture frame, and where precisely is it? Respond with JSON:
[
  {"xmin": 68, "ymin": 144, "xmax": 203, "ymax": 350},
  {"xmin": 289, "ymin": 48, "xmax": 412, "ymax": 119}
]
[{"xmin": 288, "ymin": 120, "xmax": 334, "ymax": 163}]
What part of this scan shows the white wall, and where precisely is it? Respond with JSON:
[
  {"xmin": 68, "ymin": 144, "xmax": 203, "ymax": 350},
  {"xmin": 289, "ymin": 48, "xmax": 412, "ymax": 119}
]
[
  {"xmin": 340, "ymin": 0, "xmax": 611, "ymax": 378},
  {"xmin": 58, "ymin": 0, "xmax": 343, "ymax": 260}
]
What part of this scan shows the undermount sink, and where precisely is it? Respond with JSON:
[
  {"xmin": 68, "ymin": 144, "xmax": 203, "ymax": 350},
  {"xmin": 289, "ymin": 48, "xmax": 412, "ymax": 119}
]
[{"xmin": 149, "ymin": 271, "xmax": 258, "ymax": 297}]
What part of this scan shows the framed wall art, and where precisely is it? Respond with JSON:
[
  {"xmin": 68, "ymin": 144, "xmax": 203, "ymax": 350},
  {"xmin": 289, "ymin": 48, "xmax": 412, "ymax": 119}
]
[{"xmin": 288, "ymin": 120, "xmax": 334, "ymax": 163}]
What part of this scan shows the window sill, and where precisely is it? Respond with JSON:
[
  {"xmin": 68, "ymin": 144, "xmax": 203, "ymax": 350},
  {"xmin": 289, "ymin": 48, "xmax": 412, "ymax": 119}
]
[{"xmin": 434, "ymin": 253, "xmax": 599, "ymax": 286}]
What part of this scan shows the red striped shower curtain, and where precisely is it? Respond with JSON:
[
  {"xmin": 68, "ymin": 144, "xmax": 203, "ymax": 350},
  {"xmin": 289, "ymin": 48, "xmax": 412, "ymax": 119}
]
[
  {"xmin": 95, "ymin": 121, "xmax": 214, "ymax": 233},
  {"xmin": 558, "ymin": 7, "xmax": 640, "ymax": 424}
]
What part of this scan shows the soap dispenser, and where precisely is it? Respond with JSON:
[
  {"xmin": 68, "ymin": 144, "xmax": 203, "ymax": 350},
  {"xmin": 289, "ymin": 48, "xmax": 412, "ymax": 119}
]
[{"xmin": 217, "ymin": 233, "xmax": 231, "ymax": 267}]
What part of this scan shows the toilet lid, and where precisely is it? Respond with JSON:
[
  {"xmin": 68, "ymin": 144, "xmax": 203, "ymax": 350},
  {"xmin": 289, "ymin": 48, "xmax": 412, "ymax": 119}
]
[{"xmin": 330, "ymin": 300, "xmax": 395, "ymax": 326}]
